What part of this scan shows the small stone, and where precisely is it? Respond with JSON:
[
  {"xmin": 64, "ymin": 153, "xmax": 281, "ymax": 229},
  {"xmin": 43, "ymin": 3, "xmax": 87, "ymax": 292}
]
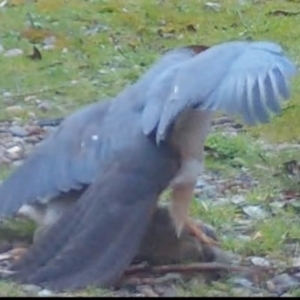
[
  {"xmin": 3, "ymin": 48, "xmax": 23, "ymax": 57},
  {"xmin": 24, "ymin": 95, "xmax": 37, "ymax": 102},
  {"xmin": 280, "ymin": 293, "xmax": 294, "ymax": 297},
  {"xmin": 267, "ymin": 273, "xmax": 300, "ymax": 295},
  {"xmin": 231, "ymin": 287, "xmax": 252, "ymax": 297},
  {"xmin": 243, "ymin": 205, "xmax": 267, "ymax": 220},
  {"xmin": 231, "ymin": 195, "xmax": 246, "ymax": 205},
  {"xmin": 5, "ymin": 105, "xmax": 24, "ymax": 114},
  {"xmin": 206, "ymin": 290, "xmax": 230, "ymax": 297},
  {"xmin": 3, "ymin": 91, "xmax": 12, "ymax": 97},
  {"xmin": 250, "ymin": 256, "xmax": 271, "ymax": 267},
  {"xmin": 37, "ymin": 289, "xmax": 53, "ymax": 297},
  {"xmin": 37, "ymin": 101, "xmax": 51, "ymax": 112},
  {"xmin": 136, "ymin": 285, "xmax": 158, "ymax": 297},
  {"xmin": 153, "ymin": 285, "xmax": 177, "ymax": 297},
  {"xmin": 0, "ymin": 0, "xmax": 8, "ymax": 8},
  {"xmin": 43, "ymin": 36, "xmax": 56, "ymax": 46},
  {"xmin": 0, "ymin": 44, "xmax": 4, "ymax": 54},
  {"xmin": 271, "ymin": 273, "xmax": 298, "ymax": 286},
  {"xmin": 43, "ymin": 44, "xmax": 55, "ymax": 51},
  {"xmin": 5, "ymin": 145, "xmax": 24, "ymax": 160},
  {"xmin": 269, "ymin": 201, "xmax": 286, "ymax": 212},
  {"xmin": 204, "ymin": 2, "xmax": 221, "ymax": 12},
  {"xmin": 229, "ymin": 276, "xmax": 253, "ymax": 288},
  {"xmin": 22, "ymin": 284, "xmax": 42, "ymax": 295},
  {"xmin": 236, "ymin": 234, "xmax": 252, "ymax": 242},
  {"xmin": 292, "ymin": 257, "xmax": 300, "ymax": 267},
  {"xmin": 9, "ymin": 125, "xmax": 29, "ymax": 137}
]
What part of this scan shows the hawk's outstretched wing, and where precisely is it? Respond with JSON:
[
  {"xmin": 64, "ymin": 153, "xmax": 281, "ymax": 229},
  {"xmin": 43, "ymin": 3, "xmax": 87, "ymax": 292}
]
[
  {"xmin": 0, "ymin": 101, "xmax": 110, "ymax": 216},
  {"xmin": 141, "ymin": 41, "xmax": 297, "ymax": 143},
  {"xmin": 0, "ymin": 45, "xmax": 197, "ymax": 218}
]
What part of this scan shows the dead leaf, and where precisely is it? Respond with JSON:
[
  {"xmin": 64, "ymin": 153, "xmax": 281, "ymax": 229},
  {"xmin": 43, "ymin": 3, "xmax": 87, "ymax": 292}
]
[
  {"xmin": 8, "ymin": 0, "xmax": 26, "ymax": 6},
  {"xmin": 28, "ymin": 46, "xmax": 42, "ymax": 60},
  {"xmin": 188, "ymin": 45, "xmax": 210, "ymax": 54},
  {"xmin": 157, "ymin": 26, "xmax": 176, "ymax": 38},
  {"xmin": 186, "ymin": 24, "xmax": 197, "ymax": 32},
  {"xmin": 0, "ymin": 247, "xmax": 28, "ymax": 262},
  {"xmin": 252, "ymin": 231, "xmax": 263, "ymax": 240},
  {"xmin": 20, "ymin": 28, "xmax": 69, "ymax": 49}
]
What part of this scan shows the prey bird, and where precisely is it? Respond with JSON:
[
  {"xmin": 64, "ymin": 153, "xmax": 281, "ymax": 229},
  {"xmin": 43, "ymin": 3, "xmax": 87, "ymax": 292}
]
[{"xmin": 0, "ymin": 40, "xmax": 296, "ymax": 291}]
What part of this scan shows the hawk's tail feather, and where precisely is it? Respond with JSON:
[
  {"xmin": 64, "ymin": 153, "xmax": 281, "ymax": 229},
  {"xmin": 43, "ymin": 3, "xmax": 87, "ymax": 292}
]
[{"xmin": 11, "ymin": 141, "xmax": 179, "ymax": 291}]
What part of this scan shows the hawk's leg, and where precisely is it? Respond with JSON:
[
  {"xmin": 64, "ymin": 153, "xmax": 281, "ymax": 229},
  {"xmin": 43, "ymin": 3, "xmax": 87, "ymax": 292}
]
[
  {"xmin": 169, "ymin": 181, "xmax": 218, "ymax": 246},
  {"xmin": 168, "ymin": 156, "xmax": 218, "ymax": 246}
]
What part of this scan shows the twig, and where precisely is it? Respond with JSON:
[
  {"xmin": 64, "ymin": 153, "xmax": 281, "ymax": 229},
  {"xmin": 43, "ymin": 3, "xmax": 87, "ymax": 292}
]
[
  {"xmin": 124, "ymin": 262, "xmax": 150, "ymax": 275},
  {"xmin": 109, "ymin": 34, "xmax": 129, "ymax": 60},
  {"xmin": 1, "ymin": 83, "xmax": 73, "ymax": 101},
  {"xmin": 119, "ymin": 262, "xmax": 274, "ymax": 288},
  {"xmin": 124, "ymin": 262, "xmax": 273, "ymax": 277},
  {"xmin": 36, "ymin": 117, "xmax": 64, "ymax": 127}
]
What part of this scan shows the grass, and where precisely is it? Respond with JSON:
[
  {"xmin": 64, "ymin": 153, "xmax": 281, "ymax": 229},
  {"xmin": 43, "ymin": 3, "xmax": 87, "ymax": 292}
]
[{"xmin": 0, "ymin": 0, "xmax": 299, "ymax": 296}]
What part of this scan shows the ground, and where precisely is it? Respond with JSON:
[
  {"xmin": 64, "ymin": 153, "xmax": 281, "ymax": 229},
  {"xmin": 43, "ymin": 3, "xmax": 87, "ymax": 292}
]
[{"xmin": 0, "ymin": 0, "xmax": 300, "ymax": 297}]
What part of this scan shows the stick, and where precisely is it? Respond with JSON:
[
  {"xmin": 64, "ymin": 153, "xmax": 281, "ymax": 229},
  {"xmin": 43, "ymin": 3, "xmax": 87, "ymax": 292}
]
[{"xmin": 124, "ymin": 261, "xmax": 273, "ymax": 276}]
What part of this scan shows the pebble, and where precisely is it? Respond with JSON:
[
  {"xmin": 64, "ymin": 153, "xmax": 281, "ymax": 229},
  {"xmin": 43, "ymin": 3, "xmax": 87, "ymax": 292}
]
[
  {"xmin": 231, "ymin": 287, "xmax": 253, "ymax": 297},
  {"xmin": 9, "ymin": 125, "xmax": 29, "ymax": 137},
  {"xmin": 231, "ymin": 195, "xmax": 246, "ymax": 205},
  {"xmin": 5, "ymin": 105, "xmax": 24, "ymax": 114},
  {"xmin": 3, "ymin": 48, "xmax": 23, "ymax": 57},
  {"xmin": 5, "ymin": 145, "xmax": 24, "ymax": 160},
  {"xmin": 204, "ymin": 2, "xmax": 221, "ymax": 12},
  {"xmin": 22, "ymin": 284, "xmax": 42, "ymax": 295},
  {"xmin": 243, "ymin": 205, "xmax": 267, "ymax": 220},
  {"xmin": 24, "ymin": 95, "xmax": 37, "ymax": 102},
  {"xmin": 250, "ymin": 256, "xmax": 271, "ymax": 267},
  {"xmin": 38, "ymin": 101, "xmax": 51, "ymax": 112},
  {"xmin": 229, "ymin": 277, "xmax": 253, "ymax": 288},
  {"xmin": 153, "ymin": 285, "xmax": 177, "ymax": 297},
  {"xmin": 268, "ymin": 273, "xmax": 300, "ymax": 295},
  {"xmin": 37, "ymin": 289, "xmax": 53, "ymax": 297},
  {"xmin": 136, "ymin": 285, "xmax": 158, "ymax": 297}
]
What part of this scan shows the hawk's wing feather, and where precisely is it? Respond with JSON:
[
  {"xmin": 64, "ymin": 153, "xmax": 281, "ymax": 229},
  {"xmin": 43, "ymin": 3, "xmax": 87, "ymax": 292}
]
[
  {"xmin": 0, "ymin": 101, "xmax": 110, "ymax": 216},
  {"xmin": 141, "ymin": 41, "xmax": 297, "ymax": 143}
]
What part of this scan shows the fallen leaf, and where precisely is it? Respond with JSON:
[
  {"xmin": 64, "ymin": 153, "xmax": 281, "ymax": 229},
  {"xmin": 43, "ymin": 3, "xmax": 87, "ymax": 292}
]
[
  {"xmin": 8, "ymin": 0, "xmax": 26, "ymax": 6},
  {"xmin": 252, "ymin": 231, "xmax": 263, "ymax": 240},
  {"xmin": 186, "ymin": 24, "xmax": 197, "ymax": 32},
  {"xmin": 0, "ymin": 247, "xmax": 27, "ymax": 262}
]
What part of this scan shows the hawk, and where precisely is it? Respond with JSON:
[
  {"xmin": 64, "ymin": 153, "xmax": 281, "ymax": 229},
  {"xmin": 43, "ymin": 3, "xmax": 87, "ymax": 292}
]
[{"xmin": 0, "ymin": 40, "xmax": 296, "ymax": 291}]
